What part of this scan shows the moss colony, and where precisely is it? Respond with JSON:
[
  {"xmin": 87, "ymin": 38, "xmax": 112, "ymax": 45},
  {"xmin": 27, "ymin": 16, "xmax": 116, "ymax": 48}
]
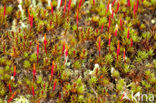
[{"xmin": 0, "ymin": 0, "xmax": 156, "ymax": 102}]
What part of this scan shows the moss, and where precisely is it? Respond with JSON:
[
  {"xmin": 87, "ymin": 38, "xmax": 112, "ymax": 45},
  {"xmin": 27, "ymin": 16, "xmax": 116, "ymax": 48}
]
[{"xmin": 23, "ymin": 60, "xmax": 31, "ymax": 69}]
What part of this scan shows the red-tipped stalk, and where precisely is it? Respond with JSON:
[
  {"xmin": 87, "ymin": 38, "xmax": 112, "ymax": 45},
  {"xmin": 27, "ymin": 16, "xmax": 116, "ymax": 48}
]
[
  {"xmin": 127, "ymin": 27, "xmax": 130, "ymax": 39},
  {"xmin": 112, "ymin": 9, "xmax": 114, "ymax": 19},
  {"xmin": 50, "ymin": 61, "xmax": 54, "ymax": 81},
  {"xmin": 106, "ymin": 0, "xmax": 110, "ymax": 15},
  {"xmin": 8, "ymin": 83, "xmax": 12, "ymax": 93},
  {"xmin": 44, "ymin": 34, "xmax": 47, "ymax": 54},
  {"xmin": 116, "ymin": 1, "xmax": 120, "ymax": 13},
  {"xmin": 51, "ymin": 2, "xmax": 53, "ymax": 15},
  {"xmin": 64, "ymin": 0, "xmax": 67, "ymax": 15},
  {"xmin": 53, "ymin": 79, "xmax": 57, "ymax": 91},
  {"xmin": 79, "ymin": 0, "xmax": 83, "ymax": 9},
  {"xmin": 101, "ymin": 24, "xmax": 104, "ymax": 33},
  {"xmin": 108, "ymin": 16, "xmax": 111, "ymax": 32},
  {"xmin": 62, "ymin": 41, "xmax": 65, "ymax": 55},
  {"xmin": 37, "ymin": 42, "xmax": 39, "ymax": 64},
  {"xmin": 28, "ymin": 9, "xmax": 33, "ymax": 28},
  {"xmin": 115, "ymin": 25, "xmax": 118, "ymax": 37},
  {"xmin": 120, "ymin": 16, "xmax": 122, "ymax": 29},
  {"xmin": 4, "ymin": 4, "xmax": 6, "ymax": 17},
  {"xmin": 64, "ymin": 45, "xmax": 68, "ymax": 64},
  {"xmin": 61, "ymin": 0, "xmax": 63, "ymax": 6},
  {"xmin": 93, "ymin": 0, "xmax": 95, "ymax": 5},
  {"xmin": 115, "ymin": 29, "xmax": 117, "ymax": 37},
  {"xmin": 117, "ymin": 40, "xmax": 120, "ymax": 60},
  {"xmin": 128, "ymin": 0, "xmax": 130, "ymax": 8},
  {"xmin": 33, "ymin": 63, "xmax": 36, "ymax": 81},
  {"xmin": 32, "ymin": 85, "xmax": 35, "ymax": 96},
  {"xmin": 133, "ymin": 1, "xmax": 136, "ymax": 16},
  {"xmin": 98, "ymin": 36, "xmax": 101, "ymax": 56},
  {"xmin": 30, "ymin": 16, "xmax": 33, "ymax": 28},
  {"xmin": 112, "ymin": 0, "xmax": 116, "ymax": 7},
  {"xmin": 109, "ymin": 35, "xmax": 111, "ymax": 52},
  {"xmin": 13, "ymin": 65, "xmax": 16, "ymax": 77},
  {"xmin": 76, "ymin": 10, "xmax": 79, "ymax": 28},
  {"xmin": 8, "ymin": 91, "xmax": 16, "ymax": 103},
  {"xmin": 130, "ymin": 38, "xmax": 133, "ymax": 47},
  {"xmin": 123, "ymin": 48, "xmax": 125, "ymax": 62},
  {"xmin": 68, "ymin": 0, "xmax": 72, "ymax": 13}
]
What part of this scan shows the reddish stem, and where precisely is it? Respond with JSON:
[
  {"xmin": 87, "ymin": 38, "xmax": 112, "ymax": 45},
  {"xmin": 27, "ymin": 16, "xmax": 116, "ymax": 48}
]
[
  {"xmin": 37, "ymin": 42, "xmax": 39, "ymax": 64},
  {"xmin": 131, "ymin": 38, "xmax": 133, "ymax": 47},
  {"xmin": 127, "ymin": 28, "xmax": 130, "ymax": 39},
  {"xmin": 32, "ymin": 85, "xmax": 35, "ymax": 96},
  {"xmin": 53, "ymin": 80, "xmax": 57, "ymax": 91},
  {"xmin": 13, "ymin": 65, "xmax": 16, "ymax": 77},
  {"xmin": 112, "ymin": 0, "xmax": 116, "ymax": 7},
  {"xmin": 64, "ymin": 0, "xmax": 67, "ymax": 15},
  {"xmin": 68, "ymin": 0, "xmax": 72, "ymax": 13},
  {"xmin": 33, "ymin": 63, "xmax": 36, "ymax": 81},
  {"xmin": 8, "ymin": 83, "xmax": 12, "ymax": 93},
  {"xmin": 98, "ymin": 37, "xmax": 101, "ymax": 56},
  {"xmin": 128, "ymin": 0, "xmax": 130, "ymax": 8},
  {"xmin": 51, "ymin": 3, "xmax": 53, "ymax": 15}
]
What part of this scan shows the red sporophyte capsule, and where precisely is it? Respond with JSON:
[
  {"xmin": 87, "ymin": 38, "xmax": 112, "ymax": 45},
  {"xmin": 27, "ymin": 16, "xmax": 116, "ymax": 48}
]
[
  {"xmin": 53, "ymin": 79, "xmax": 57, "ymax": 91},
  {"xmin": 64, "ymin": 45, "xmax": 68, "ymax": 64},
  {"xmin": 108, "ymin": 16, "xmax": 111, "ymax": 32},
  {"xmin": 65, "ymin": 45, "xmax": 68, "ymax": 57},
  {"xmin": 76, "ymin": 10, "xmax": 79, "ymax": 27},
  {"xmin": 128, "ymin": 0, "xmax": 130, "ymax": 8},
  {"xmin": 32, "ymin": 85, "xmax": 35, "ymax": 96},
  {"xmin": 33, "ymin": 63, "xmax": 36, "ymax": 81},
  {"xmin": 51, "ymin": 61, "xmax": 54, "ymax": 80},
  {"xmin": 60, "ymin": 0, "xmax": 62, "ymax": 6},
  {"xmin": 117, "ymin": 40, "xmax": 120, "ymax": 60},
  {"xmin": 59, "ymin": 92, "xmax": 61, "ymax": 99},
  {"xmin": 123, "ymin": 48, "xmax": 125, "ymax": 61},
  {"xmin": 112, "ymin": 0, "xmax": 116, "ymax": 6},
  {"xmin": 79, "ymin": 0, "xmax": 82, "ymax": 9},
  {"xmin": 93, "ymin": 0, "xmax": 95, "ymax": 5},
  {"xmin": 111, "ymin": 9, "xmax": 114, "ymax": 19},
  {"xmin": 98, "ymin": 36, "xmax": 101, "ymax": 56},
  {"xmin": 133, "ymin": 1, "xmax": 136, "ymax": 15},
  {"xmin": 8, "ymin": 91, "xmax": 16, "ymax": 103},
  {"xmin": 51, "ymin": 3, "xmax": 53, "ymax": 15},
  {"xmin": 8, "ymin": 83, "xmax": 12, "ymax": 93},
  {"xmin": 115, "ymin": 29, "xmax": 117, "ymax": 37},
  {"xmin": 73, "ymin": 50, "xmax": 76, "ymax": 55},
  {"xmin": 131, "ymin": 38, "xmax": 133, "ymax": 47},
  {"xmin": 127, "ymin": 28, "xmax": 130, "ymax": 39},
  {"xmin": 13, "ymin": 65, "xmax": 16, "ymax": 77},
  {"xmin": 109, "ymin": 35, "xmax": 111, "ymax": 52},
  {"xmin": 64, "ymin": 0, "xmax": 67, "ymax": 15},
  {"xmin": 37, "ymin": 42, "xmax": 39, "ymax": 64},
  {"xmin": 62, "ymin": 41, "xmax": 65, "ymax": 54},
  {"xmin": 68, "ymin": 0, "xmax": 72, "ymax": 13},
  {"xmin": 120, "ymin": 16, "xmax": 122, "ymax": 28},
  {"xmin": 96, "ymin": 29, "xmax": 98, "ymax": 33},
  {"xmin": 30, "ymin": 16, "xmax": 33, "ymax": 28},
  {"xmin": 136, "ymin": 0, "xmax": 139, "ymax": 12},
  {"xmin": 44, "ymin": 34, "xmax": 47, "ymax": 54},
  {"xmin": 106, "ymin": 0, "xmax": 110, "ymax": 15},
  {"xmin": 116, "ymin": 1, "xmax": 120, "ymax": 13}
]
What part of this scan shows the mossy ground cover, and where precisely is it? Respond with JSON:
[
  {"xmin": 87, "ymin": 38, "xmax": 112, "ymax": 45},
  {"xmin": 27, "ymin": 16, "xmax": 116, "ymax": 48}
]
[{"xmin": 0, "ymin": 0, "xmax": 155, "ymax": 102}]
